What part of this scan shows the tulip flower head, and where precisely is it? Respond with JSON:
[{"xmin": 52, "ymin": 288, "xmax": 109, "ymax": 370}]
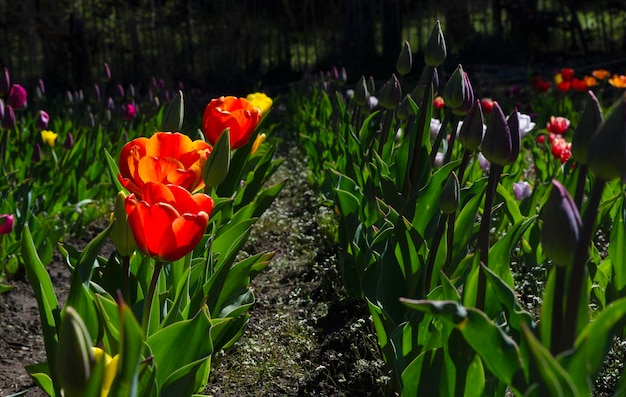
[
  {"xmin": 2, "ymin": 104, "xmax": 15, "ymax": 130},
  {"xmin": 125, "ymin": 182, "xmax": 214, "ymax": 262},
  {"xmin": 546, "ymin": 116, "xmax": 571, "ymax": 135},
  {"xmin": 0, "ymin": 214, "xmax": 14, "ymax": 234},
  {"xmin": 246, "ymin": 92, "xmax": 273, "ymax": 115},
  {"xmin": 64, "ymin": 132, "xmax": 74, "ymax": 150},
  {"xmin": 513, "ymin": 181, "xmax": 532, "ymax": 200},
  {"xmin": 608, "ymin": 74, "xmax": 626, "ymax": 89},
  {"xmin": 41, "ymin": 130, "xmax": 58, "ymax": 147},
  {"xmin": 7, "ymin": 84, "xmax": 27, "ymax": 109},
  {"xmin": 118, "ymin": 132, "xmax": 211, "ymax": 197},
  {"xmin": 592, "ymin": 69, "xmax": 610, "ymax": 80},
  {"xmin": 433, "ymin": 96, "xmax": 445, "ymax": 109},
  {"xmin": 123, "ymin": 103, "xmax": 137, "ymax": 121},
  {"xmin": 541, "ymin": 180, "xmax": 582, "ymax": 266},
  {"xmin": 480, "ymin": 98, "xmax": 495, "ymax": 114},
  {"xmin": 202, "ymin": 96, "xmax": 262, "ymax": 150},
  {"xmin": 35, "ymin": 110, "xmax": 50, "ymax": 130}
]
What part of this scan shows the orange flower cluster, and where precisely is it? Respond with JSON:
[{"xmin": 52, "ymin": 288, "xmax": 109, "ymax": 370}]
[
  {"xmin": 118, "ymin": 132, "xmax": 214, "ymax": 261},
  {"xmin": 531, "ymin": 67, "xmax": 616, "ymax": 92}
]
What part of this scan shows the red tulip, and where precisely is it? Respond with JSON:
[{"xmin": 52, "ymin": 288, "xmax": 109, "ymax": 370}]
[
  {"xmin": 546, "ymin": 116, "xmax": 570, "ymax": 135},
  {"xmin": 125, "ymin": 182, "xmax": 213, "ymax": 262},
  {"xmin": 560, "ymin": 68, "xmax": 575, "ymax": 82},
  {"xmin": 201, "ymin": 96, "xmax": 261, "ymax": 149},
  {"xmin": 118, "ymin": 132, "xmax": 211, "ymax": 197}
]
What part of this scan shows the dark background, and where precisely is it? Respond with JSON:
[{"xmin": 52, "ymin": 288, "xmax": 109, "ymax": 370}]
[{"xmin": 1, "ymin": 0, "xmax": 625, "ymax": 97}]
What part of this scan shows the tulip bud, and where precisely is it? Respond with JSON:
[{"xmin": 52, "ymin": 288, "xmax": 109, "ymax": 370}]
[
  {"xmin": 2, "ymin": 104, "xmax": 15, "ymax": 130},
  {"xmin": 571, "ymin": 90, "xmax": 603, "ymax": 164},
  {"xmin": 114, "ymin": 84, "xmax": 125, "ymax": 102},
  {"xmin": 35, "ymin": 110, "xmax": 50, "ymax": 130},
  {"xmin": 412, "ymin": 66, "xmax": 437, "ymax": 100},
  {"xmin": 367, "ymin": 76, "xmax": 376, "ymax": 96},
  {"xmin": 251, "ymin": 132, "xmax": 266, "ymax": 155},
  {"xmin": 440, "ymin": 171, "xmax": 459, "ymax": 214},
  {"xmin": 102, "ymin": 62, "xmax": 111, "ymax": 82},
  {"xmin": 513, "ymin": 181, "xmax": 532, "ymax": 200},
  {"xmin": 481, "ymin": 101, "xmax": 515, "ymax": 166},
  {"xmin": 425, "ymin": 20, "xmax": 447, "ymax": 67},
  {"xmin": 202, "ymin": 129, "xmax": 231, "ymax": 189},
  {"xmin": 353, "ymin": 76, "xmax": 369, "ymax": 107},
  {"xmin": 162, "ymin": 90, "xmax": 184, "ymax": 132},
  {"xmin": 7, "ymin": 84, "xmax": 27, "ymax": 109},
  {"xmin": 31, "ymin": 143, "xmax": 42, "ymax": 163},
  {"xmin": 56, "ymin": 307, "xmax": 95, "ymax": 397},
  {"xmin": 0, "ymin": 214, "xmax": 14, "ymax": 235},
  {"xmin": 458, "ymin": 100, "xmax": 484, "ymax": 151},
  {"xmin": 396, "ymin": 40, "xmax": 412, "ymax": 76},
  {"xmin": 38, "ymin": 78, "xmax": 46, "ymax": 96},
  {"xmin": 452, "ymin": 72, "xmax": 475, "ymax": 116},
  {"xmin": 541, "ymin": 180, "xmax": 582, "ymax": 266},
  {"xmin": 338, "ymin": 67, "xmax": 348, "ymax": 86},
  {"xmin": 0, "ymin": 98, "xmax": 4, "ymax": 121},
  {"xmin": 90, "ymin": 83, "xmax": 101, "ymax": 104},
  {"xmin": 588, "ymin": 93, "xmax": 626, "ymax": 181},
  {"xmin": 396, "ymin": 94, "xmax": 418, "ymax": 121},
  {"xmin": 110, "ymin": 191, "xmax": 136, "ymax": 257},
  {"xmin": 442, "ymin": 65, "xmax": 465, "ymax": 110},
  {"xmin": 505, "ymin": 108, "xmax": 521, "ymax": 164},
  {"xmin": 64, "ymin": 132, "xmax": 74, "ymax": 150},
  {"xmin": 0, "ymin": 68, "xmax": 9, "ymax": 97},
  {"xmin": 378, "ymin": 74, "xmax": 402, "ymax": 110},
  {"xmin": 65, "ymin": 91, "xmax": 74, "ymax": 105}
]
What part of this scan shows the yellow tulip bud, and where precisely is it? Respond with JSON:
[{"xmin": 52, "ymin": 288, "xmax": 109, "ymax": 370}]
[{"xmin": 251, "ymin": 133, "xmax": 266, "ymax": 155}]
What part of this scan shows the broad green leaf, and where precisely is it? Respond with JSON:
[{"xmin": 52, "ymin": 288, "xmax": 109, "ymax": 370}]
[
  {"xmin": 488, "ymin": 217, "xmax": 536, "ymax": 288},
  {"xmin": 401, "ymin": 348, "xmax": 446, "ymax": 397},
  {"xmin": 25, "ymin": 362, "xmax": 55, "ymax": 397},
  {"xmin": 610, "ymin": 196, "xmax": 626, "ymax": 292},
  {"xmin": 104, "ymin": 148, "xmax": 126, "ymax": 194}
]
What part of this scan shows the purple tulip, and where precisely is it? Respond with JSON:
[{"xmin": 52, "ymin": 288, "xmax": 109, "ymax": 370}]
[
  {"xmin": 478, "ymin": 152, "xmax": 490, "ymax": 171},
  {"xmin": 102, "ymin": 62, "xmax": 111, "ymax": 82},
  {"xmin": 2, "ymin": 105, "xmax": 15, "ymax": 130},
  {"xmin": 31, "ymin": 143, "xmax": 42, "ymax": 163},
  {"xmin": 35, "ymin": 110, "xmax": 50, "ymax": 130},
  {"xmin": 7, "ymin": 84, "xmax": 27, "ymax": 109},
  {"xmin": 513, "ymin": 181, "xmax": 532, "ymax": 200},
  {"xmin": 114, "ymin": 84, "xmax": 125, "ymax": 101},
  {"xmin": 541, "ymin": 180, "xmax": 582, "ymax": 266},
  {"xmin": 123, "ymin": 103, "xmax": 137, "ymax": 121},
  {"xmin": 64, "ymin": 132, "xmax": 74, "ymax": 150},
  {"xmin": 0, "ymin": 214, "xmax": 14, "ymax": 234}
]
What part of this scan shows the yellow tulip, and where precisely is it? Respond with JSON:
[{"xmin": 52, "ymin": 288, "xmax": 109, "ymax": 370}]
[
  {"xmin": 41, "ymin": 130, "xmax": 58, "ymax": 147},
  {"xmin": 246, "ymin": 92, "xmax": 273, "ymax": 115},
  {"xmin": 92, "ymin": 347, "xmax": 119, "ymax": 397}
]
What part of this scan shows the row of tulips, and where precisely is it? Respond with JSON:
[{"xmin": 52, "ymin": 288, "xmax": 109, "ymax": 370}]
[
  {"xmin": 21, "ymin": 90, "xmax": 285, "ymax": 396},
  {"xmin": 293, "ymin": 21, "xmax": 626, "ymax": 396}
]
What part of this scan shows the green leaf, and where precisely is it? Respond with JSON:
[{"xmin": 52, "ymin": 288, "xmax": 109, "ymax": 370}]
[
  {"xmin": 25, "ymin": 362, "xmax": 55, "ymax": 397},
  {"xmin": 21, "ymin": 225, "xmax": 61, "ymax": 394},
  {"xmin": 401, "ymin": 348, "xmax": 446, "ymax": 397},
  {"xmin": 610, "ymin": 195, "xmax": 626, "ymax": 292},
  {"xmin": 104, "ymin": 148, "xmax": 126, "ymax": 194}
]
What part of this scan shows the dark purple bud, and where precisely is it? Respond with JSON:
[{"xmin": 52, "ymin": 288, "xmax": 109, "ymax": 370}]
[
  {"xmin": 63, "ymin": 133, "xmax": 74, "ymax": 150},
  {"xmin": 396, "ymin": 40, "xmax": 412, "ymax": 76},
  {"xmin": 151, "ymin": 76, "xmax": 159, "ymax": 91},
  {"xmin": 65, "ymin": 91, "xmax": 74, "ymax": 105},
  {"xmin": 102, "ymin": 62, "xmax": 111, "ymax": 82},
  {"xmin": 7, "ymin": 84, "xmax": 27, "ymax": 109},
  {"xmin": 38, "ymin": 78, "xmax": 45, "ymax": 96},
  {"xmin": 0, "ymin": 98, "xmax": 4, "ymax": 120},
  {"xmin": 2, "ymin": 105, "xmax": 15, "ymax": 129},
  {"xmin": 106, "ymin": 97, "xmax": 115, "ymax": 111},
  {"xmin": 442, "ymin": 65, "xmax": 465, "ymax": 109},
  {"xmin": 90, "ymin": 83, "xmax": 101, "ymax": 104},
  {"xmin": 378, "ymin": 74, "xmax": 403, "ymax": 110},
  {"xmin": 31, "ymin": 143, "xmax": 42, "ymax": 163},
  {"xmin": 541, "ymin": 180, "xmax": 581, "ymax": 266},
  {"xmin": 439, "ymin": 171, "xmax": 459, "ymax": 214},
  {"xmin": 505, "ymin": 108, "xmax": 521, "ymax": 164},
  {"xmin": 353, "ymin": 76, "xmax": 369, "ymax": 107},
  {"xmin": 114, "ymin": 84, "xmax": 125, "ymax": 101},
  {"xmin": 35, "ymin": 110, "xmax": 50, "ymax": 130},
  {"xmin": 367, "ymin": 76, "xmax": 376, "ymax": 96},
  {"xmin": 338, "ymin": 67, "xmax": 348, "ymax": 86},
  {"xmin": 0, "ymin": 214, "xmax": 14, "ymax": 235},
  {"xmin": 571, "ymin": 90, "xmax": 603, "ymax": 164},
  {"xmin": 0, "ymin": 68, "xmax": 9, "ymax": 97},
  {"xmin": 588, "ymin": 93, "xmax": 626, "ymax": 181},
  {"xmin": 458, "ymin": 100, "xmax": 484, "ymax": 151},
  {"xmin": 481, "ymin": 101, "xmax": 515, "ymax": 166},
  {"xmin": 425, "ymin": 20, "xmax": 446, "ymax": 67},
  {"xmin": 452, "ymin": 72, "xmax": 475, "ymax": 116}
]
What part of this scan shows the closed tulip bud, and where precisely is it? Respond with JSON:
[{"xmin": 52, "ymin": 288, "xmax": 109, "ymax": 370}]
[
  {"xmin": 65, "ymin": 90, "xmax": 74, "ymax": 105},
  {"xmin": 31, "ymin": 143, "xmax": 41, "ymax": 163},
  {"xmin": 2, "ymin": 104, "xmax": 15, "ymax": 130},
  {"xmin": 7, "ymin": 84, "xmax": 27, "ymax": 109},
  {"xmin": 0, "ymin": 68, "xmax": 9, "ymax": 97},
  {"xmin": 75, "ymin": 89, "xmax": 84, "ymax": 103},
  {"xmin": 162, "ymin": 90, "xmax": 184, "ymax": 132},
  {"xmin": 513, "ymin": 181, "xmax": 533, "ymax": 200},
  {"xmin": 505, "ymin": 108, "xmax": 521, "ymax": 164},
  {"xmin": 425, "ymin": 20, "xmax": 447, "ymax": 67},
  {"xmin": 588, "ymin": 93, "xmax": 626, "ymax": 181},
  {"xmin": 458, "ymin": 100, "xmax": 484, "ymax": 151},
  {"xmin": 35, "ymin": 110, "xmax": 49, "ymax": 130},
  {"xmin": 106, "ymin": 97, "xmax": 115, "ymax": 111},
  {"xmin": 481, "ymin": 101, "xmax": 516, "ymax": 166},
  {"xmin": 571, "ymin": 90, "xmax": 603, "ymax": 164},
  {"xmin": 412, "ymin": 66, "xmax": 439, "ymax": 100},
  {"xmin": 202, "ymin": 129, "xmax": 231, "ymax": 189},
  {"xmin": 396, "ymin": 40, "xmax": 412, "ymax": 76},
  {"xmin": 443, "ymin": 65, "xmax": 465, "ymax": 110},
  {"xmin": 452, "ymin": 72, "xmax": 475, "ymax": 116},
  {"xmin": 367, "ymin": 76, "xmax": 376, "ymax": 96},
  {"xmin": 64, "ymin": 132, "xmax": 74, "ymax": 150},
  {"xmin": 56, "ymin": 307, "xmax": 95, "ymax": 397},
  {"xmin": 110, "ymin": 191, "xmax": 136, "ymax": 256},
  {"xmin": 251, "ymin": 132, "xmax": 266, "ymax": 155},
  {"xmin": 0, "ymin": 98, "xmax": 4, "ymax": 121},
  {"xmin": 338, "ymin": 67, "xmax": 348, "ymax": 86},
  {"xmin": 127, "ymin": 84, "xmax": 136, "ymax": 99},
  {"xmin": 396, "ymin": 94, "xmax": 418, "ymax": 120},
  {"xmin": 541, "ymin": 180, "xmax": 582, "ymax": 266},
  {"xmin": 0, "ymin": 214, "xmax": 14, "ymax": 234},
  {"xmin": 353, "ymin": 76, "xmax": 370, "ymax": 107},
  {"xmin": 102, "ymin": 62, "xmax": 111, "ymax": 82},
  {"xmin": 114, "ymin": 84, "xmax": 125, "ymax": 102},
  {"xmin": 440, "ymin": 171, "xmax": 460, "ymax": 214},
  {"xmin": 38, "ymin": 78, "xmax": 45, "ymax": 96},
  {"xmin": 379, "ymin": 74, "xmax": 403, "ymax": 110},
  {"xmin": 90, "ymin": 83, "xmax": 101, "ymax": 104}
]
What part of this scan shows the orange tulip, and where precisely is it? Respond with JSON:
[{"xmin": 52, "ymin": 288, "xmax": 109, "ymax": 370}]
[
  {"xmin": 592, "ymin": 69, "xmax": 610, "ymax": 80},
  {"xmin": 583, "ymin": 75, "xmax": 598, "ymax": 87},
  {"xmin": 201, "ymin": 96, "xmax": 262, "ymax": 150},
  {"xmin": 608, "ymin": 74, "xmax": 626, "ymax": 88},
  {"xmin": 125, "ymin": 182, "xmax": 213, "ymax": 262},
  {"xmin": 118, "ymin": 132, "xmax": 211, "ymax": 197}
]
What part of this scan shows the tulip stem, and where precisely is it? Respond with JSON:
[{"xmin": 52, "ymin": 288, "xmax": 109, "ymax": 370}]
[
  {"xmin": 573, "ymin": 163, "xmax": 588, "ymax": 210},
  {"xmin": 142, "ymin": 260, "xmax": 164, "ymax": 332},
  {"xmin": 551, "ymin": 266, "xmax": 566, "ymax": 355},
  {"xmin": 476, "ymin": 163, "xmax": 502, "ymax": 311},
  {"xmin": 444, "ymin": 116, "xmax": 460, "ymax": 164},
  {"xmin": 457, "ymin": 148, "xmax": 472, "ymax": 185},
  {"xmin": 443, "ymin": 212, "xmax": 456, "ymax": 275},
  {"xmin": 561, "ymin": 178, "xmax": 605, "ymax": 352}
]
